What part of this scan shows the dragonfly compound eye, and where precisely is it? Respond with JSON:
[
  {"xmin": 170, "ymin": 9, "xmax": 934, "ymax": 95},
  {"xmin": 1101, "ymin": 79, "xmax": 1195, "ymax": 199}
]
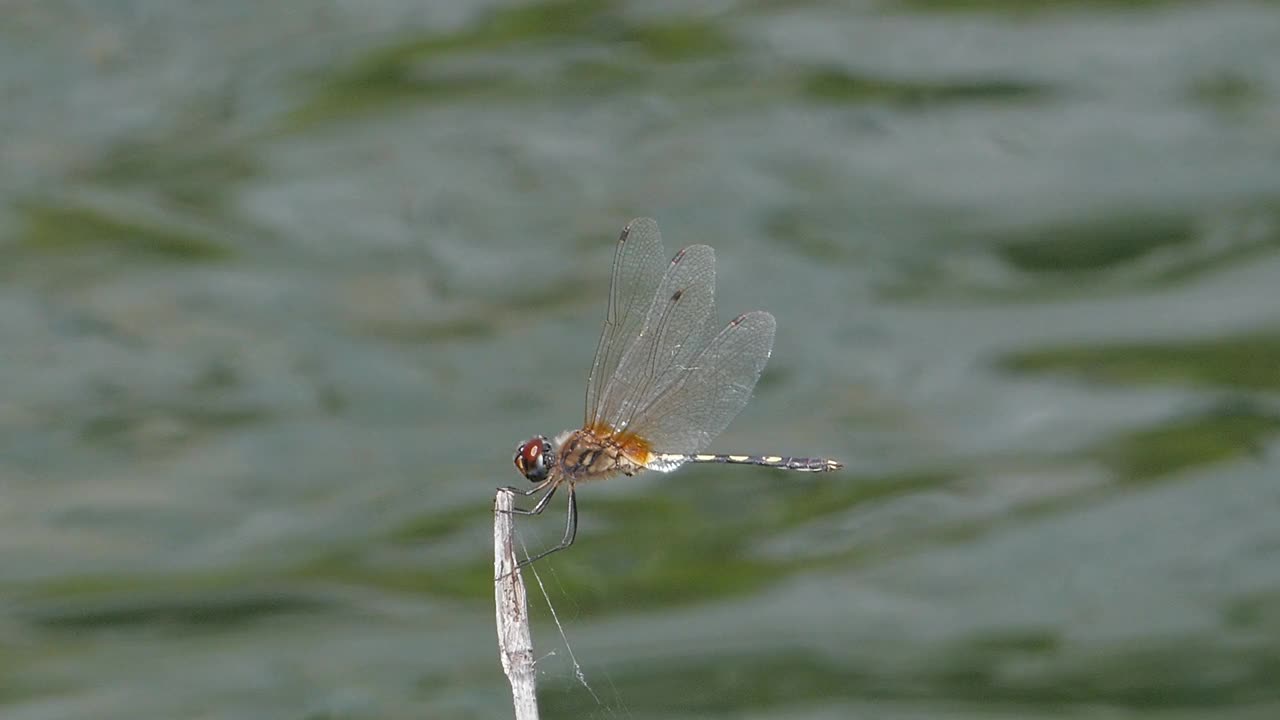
[{"xmin": 514, "ymin": 436, "xmax": 551, "ymax": 482}]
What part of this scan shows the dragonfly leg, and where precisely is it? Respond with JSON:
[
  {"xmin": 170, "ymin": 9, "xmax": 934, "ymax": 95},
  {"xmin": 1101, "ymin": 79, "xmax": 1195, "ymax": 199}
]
[
  {"xmin": 498, "ymin": 477, "xmax": 554, "ymax": 497},
  {"xmin": 514, "ymin": 484, "xmax": 578, "ymax": 568},
  {"xmin": 498, "ymin": 479, "xmax": 558, "ymax": 516}
]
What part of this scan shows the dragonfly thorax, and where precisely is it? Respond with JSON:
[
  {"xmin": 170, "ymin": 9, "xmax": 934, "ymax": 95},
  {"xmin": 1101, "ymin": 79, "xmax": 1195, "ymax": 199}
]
[{"xmin": 557, "ymin": 428, "xmax": 647, "ymax": 481}]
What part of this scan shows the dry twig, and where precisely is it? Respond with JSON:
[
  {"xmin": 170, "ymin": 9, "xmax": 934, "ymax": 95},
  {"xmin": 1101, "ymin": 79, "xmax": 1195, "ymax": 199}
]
[{"xmin": 494, "ymin": 490, "xmax": 539, "ymax": 719}]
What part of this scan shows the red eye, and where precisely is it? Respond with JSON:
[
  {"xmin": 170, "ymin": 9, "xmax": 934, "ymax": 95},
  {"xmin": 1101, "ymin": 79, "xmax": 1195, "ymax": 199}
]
[{"xmin": 513, "ymin": 436, "xmax": 551, "ymax": 482}]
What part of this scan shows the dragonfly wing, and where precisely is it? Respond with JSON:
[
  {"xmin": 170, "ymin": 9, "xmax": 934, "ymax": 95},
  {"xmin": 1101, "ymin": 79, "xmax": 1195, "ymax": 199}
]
[
  {"xmin": 623, "ymin": 311, "xmax": 776, "ymax": 458},
  {"xmin": 584, "ymin": 218, "xmax": 668, "ymax": 426},
  {"xmin": 593, "ymin": 243, "xmax": 721, "ymax": 436}
]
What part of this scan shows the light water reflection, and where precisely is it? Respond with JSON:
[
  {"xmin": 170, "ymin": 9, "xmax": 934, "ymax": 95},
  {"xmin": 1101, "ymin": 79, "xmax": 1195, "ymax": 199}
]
[{"xmin": 2, "ymin": 1, "xmax": 1279, "ymax": 718}]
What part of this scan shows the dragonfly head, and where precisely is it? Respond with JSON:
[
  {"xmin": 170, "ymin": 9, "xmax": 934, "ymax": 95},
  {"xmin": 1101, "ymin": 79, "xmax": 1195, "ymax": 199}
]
[{"xmin": 513, "ymin": 435, "xmax": 554, "ymax": 482}]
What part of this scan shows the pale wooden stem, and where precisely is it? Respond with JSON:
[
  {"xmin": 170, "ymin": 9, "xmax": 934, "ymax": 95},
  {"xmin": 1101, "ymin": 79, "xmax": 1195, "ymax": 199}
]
[{"xmin": 494, "ymin": 490, "xmax": 539, "ymax": 720}]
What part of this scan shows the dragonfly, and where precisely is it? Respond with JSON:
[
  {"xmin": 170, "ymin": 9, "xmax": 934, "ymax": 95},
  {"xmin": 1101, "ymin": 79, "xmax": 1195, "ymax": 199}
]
[{"xmin": 505, "ymin": 218, "xmax": 841, "ymax": 567}]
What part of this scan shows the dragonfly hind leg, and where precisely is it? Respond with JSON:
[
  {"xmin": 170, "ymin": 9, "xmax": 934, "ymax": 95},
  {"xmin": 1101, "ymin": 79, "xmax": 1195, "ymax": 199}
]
[{"xmin": 514, "ymin": 485, "xmax": 578, "ymax": 568}]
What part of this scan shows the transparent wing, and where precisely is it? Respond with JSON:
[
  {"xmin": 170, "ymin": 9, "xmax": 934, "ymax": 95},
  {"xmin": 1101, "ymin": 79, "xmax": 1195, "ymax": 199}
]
[
  {"xmin": 584, "ymin": 218, "xmax": 668, "ymax": 426},
  {"xmin": 593, "ymin": 244, "xmax": 720, "ymax": 435},
  {"xmin": 623, "ymin": 311, "xmax": 776, "ymax": 459}
]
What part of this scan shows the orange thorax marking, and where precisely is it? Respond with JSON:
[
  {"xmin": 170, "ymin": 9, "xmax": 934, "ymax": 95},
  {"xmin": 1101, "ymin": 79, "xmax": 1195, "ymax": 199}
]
[{"xmin": 560, "ymin": 426, "xmax": 652, "ymax": 480}]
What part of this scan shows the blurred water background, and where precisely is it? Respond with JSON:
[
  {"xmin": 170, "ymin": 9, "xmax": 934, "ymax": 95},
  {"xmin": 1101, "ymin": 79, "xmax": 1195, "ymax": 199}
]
[{"xmin": 2, "ymin": 1, "xmax": 1280, "ymax": 718}]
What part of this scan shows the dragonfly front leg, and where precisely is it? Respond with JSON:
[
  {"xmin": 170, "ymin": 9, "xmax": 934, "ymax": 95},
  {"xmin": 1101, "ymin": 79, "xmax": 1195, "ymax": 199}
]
[
  {"xmin": 498, "ymin": 475, "xmax": 554, "ymax": 498},
  {"xmin": 501, "ymin": 481, "xmax": 559, "ymax": 517}
]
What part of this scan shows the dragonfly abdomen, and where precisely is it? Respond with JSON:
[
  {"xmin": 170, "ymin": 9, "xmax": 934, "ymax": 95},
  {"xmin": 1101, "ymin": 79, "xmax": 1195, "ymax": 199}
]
[{"xmin": 655, "ymin": 453, "xmax": 843, "ymax": 472}]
